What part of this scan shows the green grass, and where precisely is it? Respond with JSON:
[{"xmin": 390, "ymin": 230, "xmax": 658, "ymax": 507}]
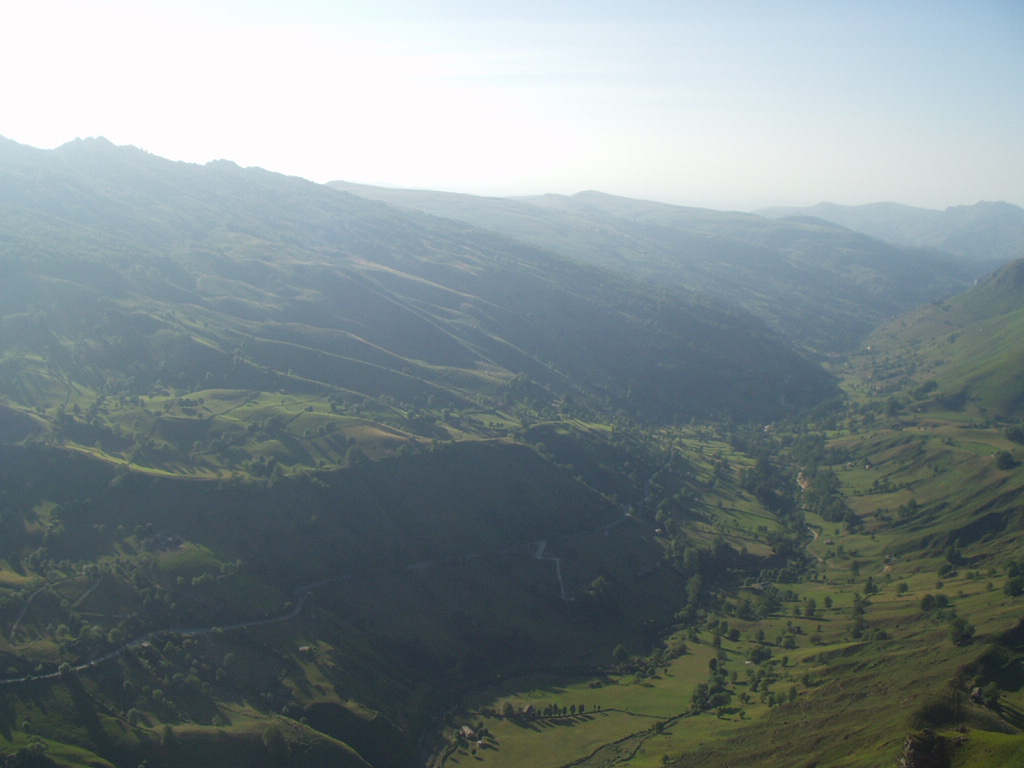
[
  {"xmin": 451, "ymin": 646, "xmax": 716, "ymax": 768},
  {"xmin": 955, "ymin": 729, "xmax": 1024, "ymax": 768},
  {"xmin": 0, "ymin": 732, "xmax": 117, "ymax": 768}
]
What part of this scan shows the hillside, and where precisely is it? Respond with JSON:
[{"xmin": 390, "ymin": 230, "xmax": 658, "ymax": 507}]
[
  {"xmin": 857, "ymin": 258, "xmax": 1024, "ymax": 417},
  {"xmin": 758, "ymin": 200, "xmax": 1024, "ymax": 265},
  {"xmin": 1, "ymin": 137, "xmax": 1023, "ymax": 768},
  {"xmin": 0, "ymin": 438, "xmax": 692, "ymax": 767},
  {"xmin": 329, "ymin": 182, "xmax": 977, "ymax": 352},
  {"xmin": 424, "ymin": 333, "xmax": 1024, "ymax": 768},
  {"xmin": 0, "ymin": 137, "xmax": 834, "ymax": 482},
  {"xmin": 0, "ymin": 136, "xmax": 833, "ymax": 765}
]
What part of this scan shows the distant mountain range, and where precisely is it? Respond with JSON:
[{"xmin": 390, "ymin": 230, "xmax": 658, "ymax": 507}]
[
  {"xmin": 330, "ymin": 182, "xmax": 981, "ymax": 352},
  {"xmin": 757, "ymin": 200, "xmax": 1024, "ymax": 265},
  {"xmin": 0, "ymin": 137, "xmax": 833, "ymax": 454}
]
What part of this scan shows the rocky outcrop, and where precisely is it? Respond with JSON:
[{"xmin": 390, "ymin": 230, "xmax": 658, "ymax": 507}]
[{"xmin": 898, "ymin": 730, "xmax": 951, "ymax": 768}]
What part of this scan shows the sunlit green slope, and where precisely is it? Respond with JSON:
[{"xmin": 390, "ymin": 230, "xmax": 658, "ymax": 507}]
[{"xmin": 862, "ymin": 258, "xmax": 1024, "ymax": 417}]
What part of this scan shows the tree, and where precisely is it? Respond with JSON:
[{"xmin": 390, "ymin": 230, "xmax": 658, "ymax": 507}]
[
  {"xmin": 747, "ymin": 644, "xmax": 772, "ymax": 664},
  {"xmin": 994, "ymin": 450, "xmax": 1016, "ymax": 470},
  {"xmin": 686, "ymin": 574, "xmax": 703, "ymax": 606},
  {"xmin": 691, "ymin": 683, "xmax": 710, "ymax": 711},
  {"xmin": 588, "ymin": 575, "xmax": 609, "ymax": 596},
  {"xmin": 949, "ymin": 617, "xmax": 975, "ymax": 646},
  {"xmin": 345, "ymin": 446, "xmax": 370, "ymax": 467},
  {"xmin": 160, "ymin": 724, "xmax": 175, "ymax": 748},
  {"xmin": 983, "ymin": 682, "xmax": 1001, "ymax": 707},
  {"xmin": 612, "ymin": 644, "xmax": 629, "ymax": 665},
  {"xmin": 708, "ymin": 691, "xmax": 731, "ymax": 716},
  {"xmin": 262, "ymin": 726, "xmax": 289, "ymax": 760}
]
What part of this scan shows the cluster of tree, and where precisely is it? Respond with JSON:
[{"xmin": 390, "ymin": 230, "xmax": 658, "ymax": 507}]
[
  {"xmin": 1003, "ymin": 560, "xmax": 1024, "ymax": 596},
  {"xmin": 801, "ymin": 468, "xmax": 858, "ymax": 528},
  {"xmin": 738, "ymin": 456, "xmax": 796, "ymax": 517},
  {"xmin": 787, "ymin": 432, "xmax": 850, "ymax": 468},
  {"xmin": 499, "ymin": 700, "xmax": 590, "ymax": 720},
  {"xmin": 691, "ymin": 671, "xmax": 732, "ymax": 715},
  {"xmin": 691, "ymin": 651, "xmax": 795, "ymax": 716}
]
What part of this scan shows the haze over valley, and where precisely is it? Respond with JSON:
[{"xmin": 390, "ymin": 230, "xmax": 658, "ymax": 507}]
[
  {"xmin": 1, "ymin": 2, "xmax": 1023, "ymax": 767},
  {"xmin": 0, "ymin": 134, "xmax": 1022, "ymax": 768}
]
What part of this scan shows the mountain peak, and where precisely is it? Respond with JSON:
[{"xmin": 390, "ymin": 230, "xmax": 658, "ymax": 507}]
[{"xmin": 56, "ymin": 135, "xmax": 118, "ymax": 152}]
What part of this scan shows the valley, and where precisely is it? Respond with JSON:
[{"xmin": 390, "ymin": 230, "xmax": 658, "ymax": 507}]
[
  {"xmin": 433, "ymin": 408, "xmax": 1024, "ymax": 768},
  {"xmin": 0, "ymin": 137, "xmax": 1022, "ymax": 768}
]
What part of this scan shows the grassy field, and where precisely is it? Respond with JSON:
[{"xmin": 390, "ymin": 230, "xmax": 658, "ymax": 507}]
[{"xmin": 447, "ymin": 644, "xmax": 716, "ymax": 768}]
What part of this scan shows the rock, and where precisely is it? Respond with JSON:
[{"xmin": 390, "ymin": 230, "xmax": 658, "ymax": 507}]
[{"xmin": 898, "ymin": 729, "xmax": 951, "ymax": 768}]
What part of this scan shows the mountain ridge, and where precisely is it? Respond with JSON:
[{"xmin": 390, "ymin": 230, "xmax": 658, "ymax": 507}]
[
  {"xmin": 0, "ymin": 137, "xmax": 834, "ymax": 476},
  {"xmin": 757, "ymin": 199, "xmax": 1024, "ymax": 264},
  {"xmin": 329, "ymin": 180, "xmax": 978, "ymax": 352}
]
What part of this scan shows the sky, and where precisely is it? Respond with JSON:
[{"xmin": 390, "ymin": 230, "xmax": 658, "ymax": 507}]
[{"xmin": 2, "ymin": 0, "xmax": 1022, "ymax": 210}]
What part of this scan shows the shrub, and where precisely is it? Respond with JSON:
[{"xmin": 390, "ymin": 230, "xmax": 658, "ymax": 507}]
[
  {"xmin": 949, "ymin": 617, "xmax": 975, "ymax": 646},
  {"xmin": 1004, "ymin": 576, "xmax": 1024, "ymax": 597}
]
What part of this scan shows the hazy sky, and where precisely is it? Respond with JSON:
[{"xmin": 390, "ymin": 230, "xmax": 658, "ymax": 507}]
[{"xmin": 3, "ymin": 0, "xmax": 1022, "ymax": 209}]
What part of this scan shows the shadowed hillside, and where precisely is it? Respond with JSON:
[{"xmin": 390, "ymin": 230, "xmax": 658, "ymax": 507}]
[
  {"xmin": 0, "ymin": 138, "xmax": 834, "ymax": 478},
  {"xmin": 330, "ymin": 182, "xmax": 977, "ymax": 352}
]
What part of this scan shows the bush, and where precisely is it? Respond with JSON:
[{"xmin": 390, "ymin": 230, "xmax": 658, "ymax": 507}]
[
  {"xmin": 262, "ymin": 726, "xmax": 289, "ymax": 760},
  {"xmin": 1004, "ymin": 576, "xmax": 1024, "ymax": 597},
  {"xmin": 747, "ymin": 645, "xmax": 772, "ymax": 664},
  {"xmin": 994, "ymin": 450, "xmax": 1017, "ymax": 469},
  {"xmin": 613, "ymin": 644, "xmax": 629, "ymax": 664},
  {"xmin": 949, "ymin": 617, "xmax": 975, "ymax": 646}
]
